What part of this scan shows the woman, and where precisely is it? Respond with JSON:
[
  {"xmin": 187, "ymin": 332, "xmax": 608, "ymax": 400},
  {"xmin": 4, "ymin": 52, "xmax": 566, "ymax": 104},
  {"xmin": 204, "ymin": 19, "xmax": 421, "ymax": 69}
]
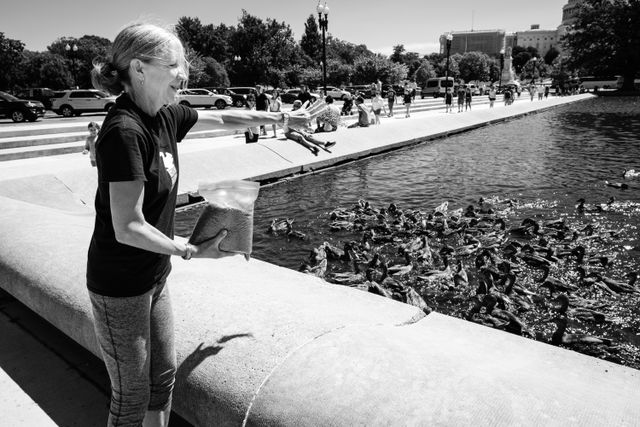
[
  {"xmin": 87, "ymin": 22, "xmax": 309, "ymax": 427},
  {"xmin": 269, "ymin": 90, "xmax": 282, "ymax": 137},
  {"xmin": 402, "ymin": 83, "xmax": 412, "ymax": 118}
]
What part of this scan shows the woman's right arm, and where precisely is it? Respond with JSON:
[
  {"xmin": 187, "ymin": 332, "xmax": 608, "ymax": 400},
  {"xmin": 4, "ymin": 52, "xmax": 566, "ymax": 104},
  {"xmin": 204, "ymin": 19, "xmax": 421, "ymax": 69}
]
[{"xmin": 109, "ymin": 180, "xmax": 231, "ymax": 259}]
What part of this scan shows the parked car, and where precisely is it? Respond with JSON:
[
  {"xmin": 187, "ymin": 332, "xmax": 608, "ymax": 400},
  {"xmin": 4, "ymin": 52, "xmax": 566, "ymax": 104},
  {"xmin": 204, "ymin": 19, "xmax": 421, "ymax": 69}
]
[
  {"xmin": 176, "ymin": 88, "xmax": 232, "ymax": 109},
  {"xmin": 205, "ymin": 87, "xmax": 247, "ymax": 107},
  {"xmin": 227, "ymin": 86, "xmax": 273, "ymax": 103},
  {"xmin": 323, "ymin": 86, "xmax": 350, "ymax": 100},
  {"xmin": 0, "ymin": 90, "xmax": 46, "ymax": 122},
  {"xmin": 280, "ymin": 88, "xmax": 320, "ymax": 104},
  {"xmin": 13, "ymin": 87, "xmax": 57, "ymax": 109},
  {"xmin": 345, "ymin": 85, "xmax": 373, "ymax": 98},
  {"xmin": 51, "ymin": 89, "xmax": 117, "ymax": 117}
]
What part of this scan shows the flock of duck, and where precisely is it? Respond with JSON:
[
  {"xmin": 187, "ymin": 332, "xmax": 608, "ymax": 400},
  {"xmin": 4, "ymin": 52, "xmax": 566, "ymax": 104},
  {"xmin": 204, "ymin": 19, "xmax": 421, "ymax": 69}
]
[{"xmin": 267, "ymin": 195, "xmax": 640, "ymax": 368}]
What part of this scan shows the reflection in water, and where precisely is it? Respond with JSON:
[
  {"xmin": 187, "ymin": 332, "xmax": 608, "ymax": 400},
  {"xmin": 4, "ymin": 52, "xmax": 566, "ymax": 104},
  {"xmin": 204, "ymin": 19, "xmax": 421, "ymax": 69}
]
[{"xmin": 176, "ymin": 97, "xmax": 640, "ymax": 368}]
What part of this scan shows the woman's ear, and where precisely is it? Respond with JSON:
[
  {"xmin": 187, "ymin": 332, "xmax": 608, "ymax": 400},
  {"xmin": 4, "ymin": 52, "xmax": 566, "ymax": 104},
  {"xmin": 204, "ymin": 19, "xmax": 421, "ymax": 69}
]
[{"xmin": 129, "ymin": 58, "xmax": 144, "ymax": 79}]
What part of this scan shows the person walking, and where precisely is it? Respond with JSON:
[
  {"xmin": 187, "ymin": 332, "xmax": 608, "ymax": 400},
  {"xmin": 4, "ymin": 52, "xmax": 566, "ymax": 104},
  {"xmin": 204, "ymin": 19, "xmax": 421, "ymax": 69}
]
[
  {"xmin": 544, "ymin": 85, "xmax": 550, "ymax": 99},
  {"xmin": 269, "ymin": 90, "xmax": 282, "ymax": 137},
  {"xmin": 464, "ymin": 86, "xmax": 472, "ymax": 111},
  {"xmin": 255, "ymin": 85, "xmax": 270, "ymax": 135},
  {"xmin": 386, "ymin": 85, "xmax": 397, "ymax": 117},
  {"xmin": 403, "ymin": 83, "xmax": 412, "ymax": 118},
  {"xmin": 370, "ymin": 91, "xmax": 386, "ymax": 124},
  {"xmin": 444, "ymin": 88, "xmax": 453, "ymax": 113},
  {"xmin": 488, "ymin": 85, "xmax": 496, "ymax": 108},
  {"xmin": 457, "ymin": 85, "xmax": 465, "ymax": 113},
  {"xmin": 88, "ymin": 22, "xmax": 310, "ymax": 427}
]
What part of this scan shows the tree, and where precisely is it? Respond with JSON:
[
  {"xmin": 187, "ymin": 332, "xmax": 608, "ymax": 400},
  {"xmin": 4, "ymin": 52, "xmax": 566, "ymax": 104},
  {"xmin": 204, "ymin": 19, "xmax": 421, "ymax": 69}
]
[
  {"xmin": 176, "ymin": 17, "xmax": 233, "ymax": 62},
  {"xmin": 352, "ymin": 54, "xmax": 407, "ymax": 85},
  {"xmin": 327, "ymin": 36, "xmax": 373, "ymax": 64},
  {"xmin": 543, "ymin": 46, "xmax": 560, "ymax": 65},
  {"xmin": 300, "ymin": 15, "xmax": 322, "ymax": 62},
  {"xmin": 457, "ymin": 51, "xmax": 491, "ymax": 82},
  {"xmin": 0, "ymin": 32, "xmax": 25, "ymax": 90},
  {"xmin": 413, "ymin": 60, "xmax": 436, "ymax": 87},
  {"xmin": 46, "ymin": 35, "xmax": 111, "ymax": 89},
  {"xmin": 390, "ymin": 45, "xmax": 405, "ymax": 63},
  {"xmin": 563, "ymin": 0, "xmax": 640, "ymax": 90}
]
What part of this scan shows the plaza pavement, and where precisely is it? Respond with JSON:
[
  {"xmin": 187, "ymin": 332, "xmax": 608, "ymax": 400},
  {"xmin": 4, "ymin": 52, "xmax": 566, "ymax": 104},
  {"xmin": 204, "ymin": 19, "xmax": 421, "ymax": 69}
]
[{"xmin": 3, "ymin": 92, "xmax": 639, "ymax": 426}]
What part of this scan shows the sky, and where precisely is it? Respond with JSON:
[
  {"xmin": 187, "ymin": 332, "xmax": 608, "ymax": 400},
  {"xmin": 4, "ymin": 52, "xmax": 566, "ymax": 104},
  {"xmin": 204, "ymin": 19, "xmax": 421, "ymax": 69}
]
[{"xmin": 2, "ymin": 0, "xmax": 567, "ymax": 55}]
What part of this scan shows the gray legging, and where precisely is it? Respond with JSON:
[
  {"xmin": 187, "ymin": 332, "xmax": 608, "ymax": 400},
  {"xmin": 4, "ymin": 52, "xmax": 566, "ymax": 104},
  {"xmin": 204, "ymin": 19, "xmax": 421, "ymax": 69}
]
[{"xmin": 89, "ymin": 281, "xmax": 176, "ymax": 427}]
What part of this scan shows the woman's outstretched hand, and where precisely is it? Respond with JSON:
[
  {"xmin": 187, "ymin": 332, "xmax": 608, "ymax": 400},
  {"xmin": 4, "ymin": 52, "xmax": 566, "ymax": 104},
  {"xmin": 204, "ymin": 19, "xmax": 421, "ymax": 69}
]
[{"xmin": 192, "ymin": 229, "xmax": 236, "ymax": 259}]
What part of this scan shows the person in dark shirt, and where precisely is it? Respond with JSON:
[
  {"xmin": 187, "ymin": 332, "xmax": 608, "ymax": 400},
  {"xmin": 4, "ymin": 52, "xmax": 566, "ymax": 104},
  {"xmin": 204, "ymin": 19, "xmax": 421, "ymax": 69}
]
[
  {"xmin": 87, "ymin": 22, "xmax": 310, "ymax": 427},
  {"xmin": 297, "ymin": 85, "xmax": 313, "ymax": 105},
  {"xmin": 255, "ymin": 85, "xmax": 270, "ymax": 135}
]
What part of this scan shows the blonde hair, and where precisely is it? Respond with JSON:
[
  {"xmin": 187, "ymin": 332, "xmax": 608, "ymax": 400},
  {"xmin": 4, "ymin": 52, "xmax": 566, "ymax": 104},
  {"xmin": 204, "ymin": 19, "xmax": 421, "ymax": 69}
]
[{"xmin": 91, "ymin": 22, "xmax": 188, "ymax": 95}]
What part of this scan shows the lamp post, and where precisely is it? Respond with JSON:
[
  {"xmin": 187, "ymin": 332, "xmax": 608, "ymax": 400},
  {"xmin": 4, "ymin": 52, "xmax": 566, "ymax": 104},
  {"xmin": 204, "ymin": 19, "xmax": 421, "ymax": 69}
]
[
  {"xmin": 317, "ymin": 1, "xmax": 329, "ymax": 97},
  {"xmin": 65, "ymin": 43, "xmax": 78, "ymax": 88},
  {"xmin": 445, "ymin": 33, "xmax": 453, "ymax": 96},
  {"xmin": 499, "ymin": 48, "xmax": 505, "ymax": 93}
]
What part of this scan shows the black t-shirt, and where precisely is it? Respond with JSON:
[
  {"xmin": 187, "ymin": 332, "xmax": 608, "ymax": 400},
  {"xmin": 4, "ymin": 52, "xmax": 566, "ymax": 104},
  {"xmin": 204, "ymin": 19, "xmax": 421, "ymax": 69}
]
[
  {"xmin": 256, "ymin": 93, "xmax": 269, "ymax": 111},
  {"xmin": 86, "ymin": 94, "xmax": 198, "ymax": 297},
  {"xmin": 297, "ymin": 91, "xmax": 313, "ymax": 104}
]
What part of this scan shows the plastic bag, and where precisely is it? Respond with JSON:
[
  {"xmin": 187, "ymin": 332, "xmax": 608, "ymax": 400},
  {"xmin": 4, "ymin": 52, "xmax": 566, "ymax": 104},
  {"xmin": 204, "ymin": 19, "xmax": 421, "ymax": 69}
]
[{"xmin": 188, "ymin": 180, "xmax": 260, "ymax": 260}]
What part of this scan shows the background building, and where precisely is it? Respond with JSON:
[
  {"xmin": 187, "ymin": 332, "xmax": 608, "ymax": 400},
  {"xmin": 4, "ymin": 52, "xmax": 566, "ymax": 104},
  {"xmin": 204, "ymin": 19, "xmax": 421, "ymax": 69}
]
[
  {"xmin": 440, "ymin": 30, "xmax": 507, "ymax": 56},
  {"xmin": 516, "ymin": 25, "xmax": 560, "ymax": 55}
]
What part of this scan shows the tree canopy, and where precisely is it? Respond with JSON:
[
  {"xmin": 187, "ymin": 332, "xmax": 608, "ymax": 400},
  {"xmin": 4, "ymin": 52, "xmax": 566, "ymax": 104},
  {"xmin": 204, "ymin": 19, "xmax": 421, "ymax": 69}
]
[{"xmin": 563, "ymin": 0, "xmax": 640, "ymax": 90}]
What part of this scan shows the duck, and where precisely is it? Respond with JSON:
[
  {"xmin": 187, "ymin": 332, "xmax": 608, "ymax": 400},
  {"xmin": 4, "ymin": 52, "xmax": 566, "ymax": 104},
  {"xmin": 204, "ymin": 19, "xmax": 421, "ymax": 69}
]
[
  {"xmin": 539, "ymin": 266, "xmax": 579, "ymax": 295},
  {"xmin": 550, "ymin": 316, "xmax": 612, "ymax": 347},
  {"xmin": 604, "ymin": 180, "xmax": 628, "ymax": 190},
  {"xmin": 622, "ymin": 168, "xmax": 640, "ymax": 179},
  {"xmin": 575, "ymin": 198, "xmax": 603, "ymax": 214},
  {"xmin": 551, "ymin": 293, "xmax": 607, "ymax": 323},
  {"xmin": 452, "ymin": 260, "xmax": 469, "ymax": 287},
  {"xmin": 267, "ymin": 218, "xmax": 293, "ymax": 234},
  {"xmin": 597, "ymin": 272, "xmax": 639, "ymax": 294},
  {"xmin": 328, "ymin": 259, "xmax": 366, "ymax": 285},
  {"xmin": 385, "ymin": 252, "xmax": 413, "ymax": 277}
]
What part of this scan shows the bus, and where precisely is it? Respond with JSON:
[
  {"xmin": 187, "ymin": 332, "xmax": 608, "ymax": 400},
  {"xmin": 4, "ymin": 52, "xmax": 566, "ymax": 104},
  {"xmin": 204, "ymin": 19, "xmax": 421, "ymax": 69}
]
[
  {"xmin": 579, "ymin": 76, "xmax": 623, "ymax": 91},
  {"xmin": 421, "ymin": 77, "xmax": 455, "ymax": 98}
]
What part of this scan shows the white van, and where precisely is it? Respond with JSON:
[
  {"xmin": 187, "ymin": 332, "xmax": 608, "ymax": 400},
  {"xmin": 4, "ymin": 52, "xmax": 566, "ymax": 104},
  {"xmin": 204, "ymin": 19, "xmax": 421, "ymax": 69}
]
[{"xmin": 421, "ymin": 77, "xmax": 455, "ymax": 98}]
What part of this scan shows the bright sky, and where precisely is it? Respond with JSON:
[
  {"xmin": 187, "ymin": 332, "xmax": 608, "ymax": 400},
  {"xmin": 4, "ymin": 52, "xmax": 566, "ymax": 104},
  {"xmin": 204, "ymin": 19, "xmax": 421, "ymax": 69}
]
[{"xmin": 3, "ymin": 0, "xmax": 566, "ymax": 55}]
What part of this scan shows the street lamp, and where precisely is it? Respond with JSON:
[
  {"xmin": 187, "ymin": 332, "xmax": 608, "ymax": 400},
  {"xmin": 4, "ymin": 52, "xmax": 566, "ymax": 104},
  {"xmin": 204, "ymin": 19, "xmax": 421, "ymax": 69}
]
[
  {"xmin": 65, "ymin": 43, "xmax": 78, "ymax": 88},
  {"xmin": 445, "ymin": 33, "xmax": 453, "ymax": 96},
  {"xmin": 499, "ymin": 48, "xmax": 505, "ymax": 93},
  {"xmin": 317, "ymin": 1, "xmax": 329, "ymax": 97}
]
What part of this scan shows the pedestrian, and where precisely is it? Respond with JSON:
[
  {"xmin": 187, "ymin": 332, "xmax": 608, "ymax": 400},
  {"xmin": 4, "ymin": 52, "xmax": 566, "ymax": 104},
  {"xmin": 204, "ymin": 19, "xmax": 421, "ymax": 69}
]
[
  {"xmin": 269, "ymin": 90, "xmax": 282, "ymax": 137},
  {"xmin": 87, "ymin": 22, "xmax": 311, "ymax": 427},
  {"xmin": 504, "ymin": 88, "xmax": 512, "ymax": 106},
  {"xmin": 82, "ymin": 121, "xmax": 100, "ymax": 167},
  {"xmin": 244, "ymin": 94, "xmax": 260, "ymax": 143},
  {"xmin": 386, "ymin": 85, "xmax": 397, "ymax": 117},
  {"xmin": 488, "ymin": 85, "xmax": 496, "ymax": 108},
  {"xmin": 444, "ymin": 88, "xmax": 453, "ymax": 113},
  {"xmin": 464, "ymin": 86, "xmax": 472, "ymax": 111},
  {"xmin": 457, "ymin": 85, "xmax": 465, "ymax": 113},
  {"xmin": 403, "ymin": 83, "xmax": 412, "ymax": 118},
  {"xmin": 544, "ymin": 85, "xmax": 550, "ymax": 98},
  {"xmin": 370, "ymin": 91, "xmax": 386, "ymax": 124},
  {"xmin": 255, "ymin": 85, "xmax": 270, "ymax": 135},
  {"xmin": 529, "ymin": 83, "xmax": 536, "ymax": 101}
]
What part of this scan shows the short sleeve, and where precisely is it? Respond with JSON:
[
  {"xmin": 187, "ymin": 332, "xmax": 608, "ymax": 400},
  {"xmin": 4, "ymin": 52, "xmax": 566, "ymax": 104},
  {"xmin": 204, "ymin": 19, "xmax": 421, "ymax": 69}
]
[
  {"xmin": 96, "ymin": 127, "xmax": 147, "ymax": 183},
  {"xmin": 164, "ymin": 104, "xmax": 198, "ymax": 142}
]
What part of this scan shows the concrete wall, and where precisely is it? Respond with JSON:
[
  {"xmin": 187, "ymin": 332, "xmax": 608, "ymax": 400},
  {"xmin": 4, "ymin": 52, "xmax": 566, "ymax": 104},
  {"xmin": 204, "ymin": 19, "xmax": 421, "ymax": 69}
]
[{"xmin": 2, "ymin": 94, "xmax": 640, "ymax": 425}]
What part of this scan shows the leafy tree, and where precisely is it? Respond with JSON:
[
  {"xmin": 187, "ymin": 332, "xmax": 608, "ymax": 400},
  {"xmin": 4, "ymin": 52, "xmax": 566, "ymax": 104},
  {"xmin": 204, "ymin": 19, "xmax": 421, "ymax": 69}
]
[
  {"xmin": 327, "ymin": 59, "xmax": 355, "ymax": 86},
  {"xmin": 327, "ymin": 36, "xmax": 373, "ymax": 64},
  {"xmin": 457, "ymin": 51, "xmax": 491, "ymax": 82},
  {"xmin": 390, "ymin": 45, "xmax": 405, "ymax": 63},
  {"xmin": 413, "ymin": 60, "xmax": 436, "ymax": 87},
  {"xmin": 0, "ymin": 32, "xmax": 25, "ymax": 90},
  {"xmin": 563, "ymin": 0, "xmax": 640, "ymax": 90},
  {"xmin": 543, "ymin": 46, "xmax": 560, "ymax": 65},
  {"xmin": 176, "ymin": 17, "xmax": 233, "ymax": 62},
  {"xmin": 300, "ymin": 15, "xmax": 322, "ymax": 62},
  {"xmin": 352, "ymin": 54, "xmax": 407, "ymax": 85},
  {"xmin": 46, "ymin": 35, "xmax": 111, "ymax": 88}
]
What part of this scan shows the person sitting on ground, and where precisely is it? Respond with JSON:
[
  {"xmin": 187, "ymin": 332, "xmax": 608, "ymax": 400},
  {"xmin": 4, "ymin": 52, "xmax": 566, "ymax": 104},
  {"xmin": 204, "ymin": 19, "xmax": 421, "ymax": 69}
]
[
  {"xmin": 283, "ymin": 100, "xmax": 336, "ymax": 155},
  {"xmin": 244, "ymin": 94, "xmax": 260, "ymax": 143},
  {"xmin": 315, "ymin": 95, "xmax": 341, "ymax": 132},
  {"xmin": 341, "ymin": 91, "xmax": 353, "ymax": 116},
  {"xmin": 370, "ymin": 91, "xmax": 387, "ymax": 124},
  {"xmin": 348, "ymin": 96, "xmax": 371, "ymax": 128}
]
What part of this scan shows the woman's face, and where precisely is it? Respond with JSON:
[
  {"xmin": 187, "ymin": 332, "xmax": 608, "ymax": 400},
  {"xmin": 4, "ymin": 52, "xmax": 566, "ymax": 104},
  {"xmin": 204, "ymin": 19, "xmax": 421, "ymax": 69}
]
[{"xmin": 134, "ymin": 40, "xmax": 187, "ymax": 114}]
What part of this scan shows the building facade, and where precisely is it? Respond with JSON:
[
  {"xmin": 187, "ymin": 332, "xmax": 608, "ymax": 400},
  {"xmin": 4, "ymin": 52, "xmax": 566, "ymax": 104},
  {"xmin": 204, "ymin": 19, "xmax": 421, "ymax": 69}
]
[
  {"xmin": 440, "ymin": 30, "xmax": 506, "ymax": 57},
  {"xmin": 515, "ymin": 26, "xmax": 561, "ymax": 56}
]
